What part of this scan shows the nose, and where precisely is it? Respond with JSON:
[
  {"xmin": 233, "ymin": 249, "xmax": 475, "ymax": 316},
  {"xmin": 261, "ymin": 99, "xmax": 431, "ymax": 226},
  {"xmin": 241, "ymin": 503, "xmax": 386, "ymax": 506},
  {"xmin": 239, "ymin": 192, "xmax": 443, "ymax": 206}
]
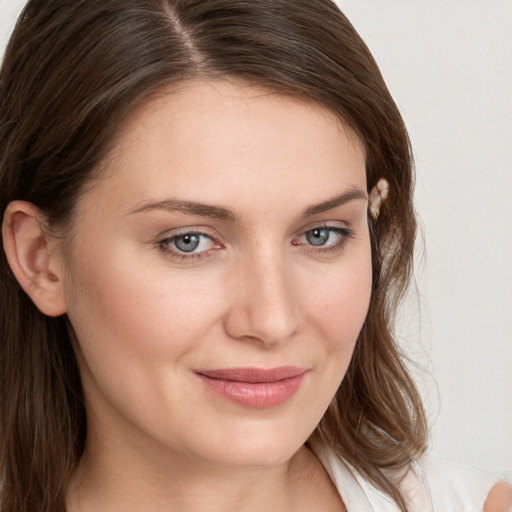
[{"xmin": 224, "ymin": 248, "xmax": 299, "ymax": 346}]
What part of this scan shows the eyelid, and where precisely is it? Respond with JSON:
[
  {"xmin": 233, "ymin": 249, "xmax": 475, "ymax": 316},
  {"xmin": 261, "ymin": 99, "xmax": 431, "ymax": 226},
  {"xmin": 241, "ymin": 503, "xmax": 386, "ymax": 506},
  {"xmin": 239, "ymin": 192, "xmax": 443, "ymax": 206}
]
[
  {"xmin": 158, "ymin": 225, "xmax": 218, "ymax": 238},
  {"xmin": 295, "ymin": 220, "xmax": 352, "ymax": 239}
]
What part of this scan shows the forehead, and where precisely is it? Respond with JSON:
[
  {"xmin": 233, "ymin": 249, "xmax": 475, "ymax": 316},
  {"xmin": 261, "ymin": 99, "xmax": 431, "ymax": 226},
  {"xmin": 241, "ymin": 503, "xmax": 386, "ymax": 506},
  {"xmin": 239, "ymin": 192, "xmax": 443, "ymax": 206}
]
[{"xmin": 89, "ymin": 80, "xmax": 367, "ymax": 219}]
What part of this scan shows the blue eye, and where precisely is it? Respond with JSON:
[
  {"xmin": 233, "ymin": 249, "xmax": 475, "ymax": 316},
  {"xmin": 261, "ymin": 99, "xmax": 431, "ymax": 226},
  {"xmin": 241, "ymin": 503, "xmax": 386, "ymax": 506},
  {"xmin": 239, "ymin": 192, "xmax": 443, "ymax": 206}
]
[
  {"xmin": 299, "ymin": 226, "xmax": 352, "ymax": 248},
  {"xmin": 174, "ymin": 233, "xmax": 201, "ymax": 252},
  {"xmin": 305, "ymin": 228, "xmax": 331, "ymax": 246},
  {"xmin": 160, "ymin": 232, "xmax": 215, "ymax": 256}
]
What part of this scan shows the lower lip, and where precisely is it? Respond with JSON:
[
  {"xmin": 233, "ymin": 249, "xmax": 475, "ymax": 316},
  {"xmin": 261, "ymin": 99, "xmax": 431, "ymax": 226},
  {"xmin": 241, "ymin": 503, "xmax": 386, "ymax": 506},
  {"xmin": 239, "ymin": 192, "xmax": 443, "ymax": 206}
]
[{"xmin": 197, "ymin": 373, "xmax": 306, "ymax": 408}]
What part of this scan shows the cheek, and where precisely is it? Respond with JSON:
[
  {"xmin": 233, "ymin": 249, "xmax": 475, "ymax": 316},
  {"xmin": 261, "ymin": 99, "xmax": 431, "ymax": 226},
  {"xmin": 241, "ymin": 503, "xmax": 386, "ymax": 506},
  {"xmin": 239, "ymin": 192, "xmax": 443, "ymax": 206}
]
[
  {"xmin": 62, "ymin": 243, "xmax": 231, "ymax": 429},
  {"xmin": 64, "ymin": 244, "xmax": 225, "ymax": 360},
  {"xmin": 291, "ymin": 250, "xmax": 372, "ymax": 433},
  {"xmin": 61, "ymin": 243, "xmax": 235, "ymax": 434},
  {"xmin": 304, "ymin": 253, "xmax": 372, "ymax": 354}
]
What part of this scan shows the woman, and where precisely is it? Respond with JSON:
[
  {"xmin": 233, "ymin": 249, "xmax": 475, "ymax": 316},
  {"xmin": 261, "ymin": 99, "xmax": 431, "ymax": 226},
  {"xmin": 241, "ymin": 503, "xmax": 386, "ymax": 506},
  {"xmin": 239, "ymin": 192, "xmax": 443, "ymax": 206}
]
[{"xmin": 0, "ymin": 1, "xmax": 510, "ymax": 511}]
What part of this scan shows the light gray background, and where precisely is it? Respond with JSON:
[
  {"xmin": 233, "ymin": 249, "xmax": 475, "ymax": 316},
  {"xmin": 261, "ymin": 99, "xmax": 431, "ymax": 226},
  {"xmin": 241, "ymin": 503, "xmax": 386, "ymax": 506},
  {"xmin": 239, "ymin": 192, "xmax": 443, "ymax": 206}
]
[{"xmin": 1, "ymin": 0, "xmax": 511, "ymax": 473}]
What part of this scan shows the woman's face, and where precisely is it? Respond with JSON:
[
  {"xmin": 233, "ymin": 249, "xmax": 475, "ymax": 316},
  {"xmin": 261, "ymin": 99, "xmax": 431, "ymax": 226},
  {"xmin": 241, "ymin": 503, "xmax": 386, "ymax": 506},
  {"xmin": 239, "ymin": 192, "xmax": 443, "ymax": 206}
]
[{"xmin": 61, "ymin": 80, "xmax": 372, "ymax": 469}]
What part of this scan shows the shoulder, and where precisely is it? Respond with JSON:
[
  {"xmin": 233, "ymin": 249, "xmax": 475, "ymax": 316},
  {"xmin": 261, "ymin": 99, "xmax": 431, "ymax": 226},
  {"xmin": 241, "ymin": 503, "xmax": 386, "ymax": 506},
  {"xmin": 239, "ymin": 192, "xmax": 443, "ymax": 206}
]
[
  {"xmin": 484, "ymin": 482, "xmax": 512, "ymax": 512},
  {"xmin": 412, "ymin": 455, "xmax": 512, "ymax": 512},
  {"xmin": 315, "ymin": 445, "xmax": 511, "ymax": 512}
]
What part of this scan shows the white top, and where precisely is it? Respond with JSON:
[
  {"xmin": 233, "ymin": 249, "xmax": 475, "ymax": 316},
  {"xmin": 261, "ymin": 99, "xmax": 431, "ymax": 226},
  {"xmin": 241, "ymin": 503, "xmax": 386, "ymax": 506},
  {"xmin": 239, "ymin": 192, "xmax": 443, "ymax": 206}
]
[{"xmin": 315, "ymin": 447, "xmax": 511, "ymax": 512}]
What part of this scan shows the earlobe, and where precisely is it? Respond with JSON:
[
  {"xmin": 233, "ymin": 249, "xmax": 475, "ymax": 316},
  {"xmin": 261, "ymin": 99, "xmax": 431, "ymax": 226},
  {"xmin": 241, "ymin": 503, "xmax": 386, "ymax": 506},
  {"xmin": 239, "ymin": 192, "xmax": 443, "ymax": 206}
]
[{"xmin": 2, "ymin": 200, "xmax": 67, "ymax": 317}]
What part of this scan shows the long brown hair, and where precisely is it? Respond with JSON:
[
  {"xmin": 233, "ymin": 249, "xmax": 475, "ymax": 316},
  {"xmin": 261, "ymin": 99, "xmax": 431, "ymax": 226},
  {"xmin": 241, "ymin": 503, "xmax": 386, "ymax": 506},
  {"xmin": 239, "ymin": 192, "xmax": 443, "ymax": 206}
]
[{"xmin": 0, "ymin": 1, "xmax": 427, "ymax": 510}]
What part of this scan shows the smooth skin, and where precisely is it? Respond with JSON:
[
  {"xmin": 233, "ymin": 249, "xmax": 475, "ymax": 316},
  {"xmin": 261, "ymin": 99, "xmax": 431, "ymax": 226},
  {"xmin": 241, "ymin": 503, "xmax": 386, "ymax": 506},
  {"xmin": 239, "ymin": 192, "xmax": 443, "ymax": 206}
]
[{"xmin": 3, "ymin": 80, "xmax": 510, "ymax": 512}]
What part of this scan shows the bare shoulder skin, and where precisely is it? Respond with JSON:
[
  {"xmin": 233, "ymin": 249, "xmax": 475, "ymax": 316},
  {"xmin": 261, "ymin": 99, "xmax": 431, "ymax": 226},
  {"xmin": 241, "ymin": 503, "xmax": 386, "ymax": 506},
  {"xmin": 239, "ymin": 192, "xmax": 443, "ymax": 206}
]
[{"xmin": 484, "ymin": 482, "xmax": 512, "ymax": 512}]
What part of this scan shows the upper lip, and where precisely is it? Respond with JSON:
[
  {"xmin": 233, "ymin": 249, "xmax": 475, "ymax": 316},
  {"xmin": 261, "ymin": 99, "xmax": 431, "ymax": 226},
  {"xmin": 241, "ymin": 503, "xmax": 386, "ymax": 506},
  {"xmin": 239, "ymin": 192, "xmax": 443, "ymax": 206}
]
[{"xmin": 197, "ymin": 366, "xmax": 308, "ymax": 383}]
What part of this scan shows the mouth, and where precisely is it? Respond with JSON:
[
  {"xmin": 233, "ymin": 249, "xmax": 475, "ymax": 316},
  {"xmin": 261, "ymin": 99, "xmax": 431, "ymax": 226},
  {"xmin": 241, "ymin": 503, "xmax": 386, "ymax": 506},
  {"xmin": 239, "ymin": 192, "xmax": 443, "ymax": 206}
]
[{"xmin": 195, "ymin": 366, "xmax": 308, "ymax": 408}]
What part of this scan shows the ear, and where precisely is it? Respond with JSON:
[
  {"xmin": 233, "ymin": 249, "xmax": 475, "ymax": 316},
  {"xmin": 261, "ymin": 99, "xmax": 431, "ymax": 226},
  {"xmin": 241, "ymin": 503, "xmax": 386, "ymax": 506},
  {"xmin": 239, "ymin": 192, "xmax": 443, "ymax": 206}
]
[{"xmin": 2, "ymin": 200, "xmax": 67, "ymax": 317}]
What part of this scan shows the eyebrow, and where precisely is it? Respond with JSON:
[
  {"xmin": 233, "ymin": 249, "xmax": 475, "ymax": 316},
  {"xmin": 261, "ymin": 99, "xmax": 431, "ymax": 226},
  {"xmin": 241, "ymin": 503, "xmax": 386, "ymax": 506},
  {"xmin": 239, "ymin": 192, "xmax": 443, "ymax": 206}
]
[
  {"xmin": 300, "ymin": 187, "xmax": 368, "ymax": 218},
  {"xmin": 127, "ymin": 187, "xmax": 368, "ymax": 221},
  {"xmin": 127, "ymin": 199, "xmax": 237, "ymax": 221}
]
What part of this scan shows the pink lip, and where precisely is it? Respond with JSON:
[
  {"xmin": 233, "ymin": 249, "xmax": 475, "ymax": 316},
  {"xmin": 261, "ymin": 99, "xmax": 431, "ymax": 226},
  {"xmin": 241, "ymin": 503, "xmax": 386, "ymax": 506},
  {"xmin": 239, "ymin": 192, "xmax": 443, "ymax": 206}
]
[{"xmin": 196, "ymin": 366, "xmax": 308, "ymax": 408}]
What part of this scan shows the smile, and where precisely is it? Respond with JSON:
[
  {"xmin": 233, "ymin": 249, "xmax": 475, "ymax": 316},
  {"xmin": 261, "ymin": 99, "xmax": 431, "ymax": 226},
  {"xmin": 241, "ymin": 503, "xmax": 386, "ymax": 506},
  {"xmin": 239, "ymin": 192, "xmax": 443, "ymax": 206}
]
[{"xmin": 196, "ymin": 366, "xmax": 308, "ymax": 408}]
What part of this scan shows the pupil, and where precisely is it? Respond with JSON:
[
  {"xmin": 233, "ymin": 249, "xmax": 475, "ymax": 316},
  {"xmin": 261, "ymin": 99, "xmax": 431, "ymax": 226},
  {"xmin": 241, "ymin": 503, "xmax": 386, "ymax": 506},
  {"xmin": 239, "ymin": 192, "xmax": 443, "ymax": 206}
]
[
  {"xmin": 307, "ymin": 229, "xmax": 329, "ymax": 246},
  {"xmin": 175, "ymin": 234, "xmax": 200, "ymax": 252}
]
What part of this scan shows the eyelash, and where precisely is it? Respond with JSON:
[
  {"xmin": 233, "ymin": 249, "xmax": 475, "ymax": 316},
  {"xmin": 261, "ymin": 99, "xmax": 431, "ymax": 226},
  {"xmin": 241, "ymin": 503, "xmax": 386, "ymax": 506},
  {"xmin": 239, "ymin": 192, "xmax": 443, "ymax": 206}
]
[{"xmin": 157, "ymin": 225, "xmax": 355, "ymax": 262}]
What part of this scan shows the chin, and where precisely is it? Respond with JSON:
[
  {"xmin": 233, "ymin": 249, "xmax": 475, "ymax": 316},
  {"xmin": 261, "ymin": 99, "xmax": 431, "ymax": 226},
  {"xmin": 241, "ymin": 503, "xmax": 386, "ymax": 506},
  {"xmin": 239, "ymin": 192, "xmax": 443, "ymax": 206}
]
[{"xmin": 180, "ymin": 416, "xmax": 316, "ymax": 470}]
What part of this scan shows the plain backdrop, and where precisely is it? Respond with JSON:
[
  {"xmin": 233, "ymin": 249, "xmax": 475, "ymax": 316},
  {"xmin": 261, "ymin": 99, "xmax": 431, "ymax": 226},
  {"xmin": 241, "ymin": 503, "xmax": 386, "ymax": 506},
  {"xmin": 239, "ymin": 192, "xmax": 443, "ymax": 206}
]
[{"xmin": 1, "ymin": 0, "xmax": 511, "ymax": 474}]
